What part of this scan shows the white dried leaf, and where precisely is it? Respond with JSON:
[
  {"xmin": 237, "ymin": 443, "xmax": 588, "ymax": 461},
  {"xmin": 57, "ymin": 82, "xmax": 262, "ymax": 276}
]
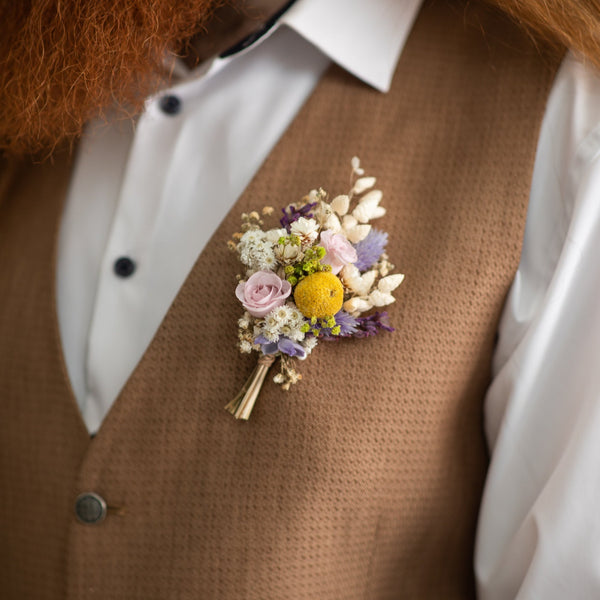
[
  {"xmin": 342, "ymin": 266, "xmax": 377, "ymax": 296},
  {"xmin": 330, "ymin": 195, "xmax": 350, "ymax": 216},
  {"xmin": 358, "ymin": 272, "xmax": 378, "ymax": 296},
  {"xmin": 323, "ymin": 213, "xmax": 342, "ymax": 233},
  {"xmin": 342, "ymin": 214, "xmax": 357, "ymax": 229},
  {"xmin": 351, "ymin": 156, "xmax": 365, "ymax": 176},
  {"xmin": 343, "ymin": 297, "xmax": 372, "ymax": 314},
  {"xmin": 353, "ymin": 204, "xmax": 386, "ymax": 223},
  {"xmin": 340, "ymin": 263, "xmax": 359, "ymax": 280},
  {"xmin": 369, "ymin": 290, "xmax": 396, "ymax": 307},
  {"xmin": 352, "ymin": 190, "xmax": 385, "ymax": 223},
  {"xmin": 345, "ymin": 224, "xmax": 371, "ymax": 243},
  {"xmin": 352, "ymin": 176, "xmax": 376, "ymax": 195},
  {"xmin": 377, "ymin": 273, "xmax": 405, "ymax": 294},
  {"xmin": 359, "ymin": 189, "xmax": 383, "ymax": 206}
]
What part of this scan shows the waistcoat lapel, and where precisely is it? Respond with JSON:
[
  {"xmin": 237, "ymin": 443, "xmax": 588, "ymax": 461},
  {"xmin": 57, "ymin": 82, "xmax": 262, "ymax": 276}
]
[{"xmin": 0, "ymin": 2, "xmax": 560, "ymax": 599}]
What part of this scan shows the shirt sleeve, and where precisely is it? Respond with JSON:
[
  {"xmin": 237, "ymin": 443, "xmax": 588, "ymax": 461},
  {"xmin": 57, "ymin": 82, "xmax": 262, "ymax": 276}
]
[{"xmin": 475, "ymin": 52, "xmax": 600, "ymax": 599}]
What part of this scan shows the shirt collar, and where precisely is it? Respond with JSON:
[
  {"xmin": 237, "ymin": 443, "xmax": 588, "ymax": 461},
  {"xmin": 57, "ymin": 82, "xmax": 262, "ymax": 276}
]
[{"xmin": 281, "ymin": 0, "xmax": 424, "ymax": 93}]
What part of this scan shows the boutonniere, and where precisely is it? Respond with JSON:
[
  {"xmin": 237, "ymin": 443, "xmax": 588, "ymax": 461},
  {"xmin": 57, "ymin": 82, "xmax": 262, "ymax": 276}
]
[{"xmin": 226, "ymin": 157, "xmax": 404, "ymax": 420}]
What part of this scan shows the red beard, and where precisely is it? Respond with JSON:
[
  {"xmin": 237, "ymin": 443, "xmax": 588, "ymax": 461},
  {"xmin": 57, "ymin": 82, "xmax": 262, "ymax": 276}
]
[
  {"xmin": 0, "ymin": 0, "xmax": 590, "ymax": 157},
  {"xmin": 0, "ymin": 0, "xmax": 225, "ymax": 157}
]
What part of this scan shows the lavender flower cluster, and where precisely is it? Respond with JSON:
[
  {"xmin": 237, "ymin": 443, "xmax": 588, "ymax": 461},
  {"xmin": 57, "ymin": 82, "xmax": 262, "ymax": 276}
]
[
  {"xmin": 353, "ymin": 229, "xmax": 388, "ymax": 271},
  {"xmin": 354, "ymin": 312, "xmax": 395, "ymax": 338},
  {"xmin": 280, "ymin": 202, "xmax": 318, "ymax": 231}
]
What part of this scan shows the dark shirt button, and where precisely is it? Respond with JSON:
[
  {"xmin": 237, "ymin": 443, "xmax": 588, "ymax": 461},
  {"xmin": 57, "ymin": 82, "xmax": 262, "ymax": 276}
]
[
  {"xmin": 75, "ymin": 492, "xmax": 107, "ymax": 524},
  {"xmin": 158, "ymin": 95, "xmax": 181, "ymax": 115},
  {"xmin": 114, "ymin": 257, "xmax": 136, "ymax": 278}
]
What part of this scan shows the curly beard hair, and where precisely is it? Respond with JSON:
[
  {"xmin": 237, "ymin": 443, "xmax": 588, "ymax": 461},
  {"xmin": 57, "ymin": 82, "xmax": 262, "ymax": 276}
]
[
  {"xmin": 0, "ymin": 0, "xmax": 224, "ymax": 157},
  {"xmin": 0, "ymin": 0, "xmax": 597, "ymax": 157}
]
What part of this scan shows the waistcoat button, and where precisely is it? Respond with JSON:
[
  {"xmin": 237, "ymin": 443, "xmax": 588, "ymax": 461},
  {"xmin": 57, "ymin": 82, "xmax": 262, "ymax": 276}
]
[{"xmin": 75, "ymin": 492, "xmax": 107, "ymax": 524}]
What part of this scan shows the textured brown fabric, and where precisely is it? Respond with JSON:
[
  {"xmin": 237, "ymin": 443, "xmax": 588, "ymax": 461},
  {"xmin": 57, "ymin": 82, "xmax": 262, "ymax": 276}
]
[{"xmin": 0, "ymin": 2, "xmax": 560, "ymax": 599}]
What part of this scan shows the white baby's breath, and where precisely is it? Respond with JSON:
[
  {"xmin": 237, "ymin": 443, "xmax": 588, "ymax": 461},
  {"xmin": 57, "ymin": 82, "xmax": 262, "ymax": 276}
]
[
  {"xmin": 238, "ymin": 231, "xmax": 277, "ymax": 271},
  {"xmin": 239, "ymin": 340, "xmax": 253, "ymax": 353}
]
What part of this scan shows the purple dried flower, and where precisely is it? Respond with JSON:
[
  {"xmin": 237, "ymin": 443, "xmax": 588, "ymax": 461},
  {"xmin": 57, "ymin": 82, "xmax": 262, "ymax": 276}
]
[
  {"xmin": 353, "ymin": 311, "xmax": 394, "ymax": 338},
  {"xmin": 255, "ymin": 335, "xmax": 278, "ymax": 354},
  {"xmin": 315, "ymin": 310, "xmax": 358, "ymax": 339},
  {"xmin": 254, "ymin": 335, "xmax": 307, "ymax": 359},
  {"xmin": 280, "ymin": 202, "xmax": 318, "ymax": 232},
  {"xmin": 353, "ymin": 229, "xmax": 388, "ymax": 271},
  {"xmin": 332, "ymin": 310, "xmax": 359, "ymax": 337},
  {"xmin": 277, "ymin": 337, "xmax": 307, "ymax": 359}
]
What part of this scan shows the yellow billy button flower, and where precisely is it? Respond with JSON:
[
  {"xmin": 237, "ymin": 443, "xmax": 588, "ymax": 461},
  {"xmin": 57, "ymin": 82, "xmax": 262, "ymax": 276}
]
[{"xmin": 294, "ymin": 272, "xmax": 344, "ymax": 319}]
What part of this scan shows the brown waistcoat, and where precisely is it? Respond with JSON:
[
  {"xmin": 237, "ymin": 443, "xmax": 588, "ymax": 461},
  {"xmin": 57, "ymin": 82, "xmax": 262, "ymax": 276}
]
[{"xmin": 0, "ymin": 2, "xmax": 559, "ymax": 598}]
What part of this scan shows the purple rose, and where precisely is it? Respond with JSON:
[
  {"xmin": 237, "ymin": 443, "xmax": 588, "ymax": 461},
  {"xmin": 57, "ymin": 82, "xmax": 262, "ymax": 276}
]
[
  {"xmin": 235, "ymin": 271, "xmax": 292, "ymax": 318},
  {"xmin": 320, "ymin": 230, "xmax": 358, "ymax": 275}
]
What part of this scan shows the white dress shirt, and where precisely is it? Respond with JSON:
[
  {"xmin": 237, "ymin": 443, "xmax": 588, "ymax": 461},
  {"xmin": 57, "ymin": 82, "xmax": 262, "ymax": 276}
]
[
  {"xmin": 475, "ymin": 53, "xmax": 600, "ymax": 598},
  {"xmin": 56, "ymin": 0, "xmax": 600, "ymax": 597}
]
